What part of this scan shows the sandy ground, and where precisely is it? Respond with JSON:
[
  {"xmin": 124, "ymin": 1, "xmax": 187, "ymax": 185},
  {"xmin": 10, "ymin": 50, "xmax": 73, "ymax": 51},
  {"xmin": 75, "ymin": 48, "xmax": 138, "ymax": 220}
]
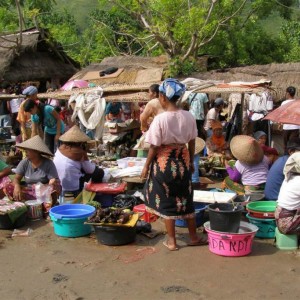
[{"xmin": 0, "ymin": 216, "xmax": 299, "ymax": 300}]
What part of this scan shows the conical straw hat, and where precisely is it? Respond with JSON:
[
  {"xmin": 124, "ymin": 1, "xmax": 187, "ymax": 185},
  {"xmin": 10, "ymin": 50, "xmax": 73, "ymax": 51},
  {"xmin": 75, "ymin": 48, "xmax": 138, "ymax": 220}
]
[
  {"xmin": 59, "ymin": 125, "xmax": 91, "ymax": 143},
  {"xmin": 230, "ymin": 135, "xmax": 264, "ymax": 165},
  {"xmin": 195, "ymin": 137, "xmax": 205, "ymax": 155},
  {"xmin": 16, "ymin": 135, "xmax": 53, "ymax": 156}
]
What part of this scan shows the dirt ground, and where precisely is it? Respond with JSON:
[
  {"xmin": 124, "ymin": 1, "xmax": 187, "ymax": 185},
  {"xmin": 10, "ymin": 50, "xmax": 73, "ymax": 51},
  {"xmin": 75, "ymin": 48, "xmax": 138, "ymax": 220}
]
[{"xmin": 0, "ymin": 216, "xmax": 299, "ymax": 300}]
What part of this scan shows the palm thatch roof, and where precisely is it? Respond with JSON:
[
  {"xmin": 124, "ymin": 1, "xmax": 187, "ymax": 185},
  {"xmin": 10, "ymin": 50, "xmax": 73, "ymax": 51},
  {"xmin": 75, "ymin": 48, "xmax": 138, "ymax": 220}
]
[
  {"xmin": 69, "ymin": 55, "xmax": 168, "ymax": 87},
  {"xmin": 0, "ymin": 27, "xmax": 79, "ymax": 82},
  {"xmin": 191, "ymin": 62, "xmax": 300, "ymax": 100}
]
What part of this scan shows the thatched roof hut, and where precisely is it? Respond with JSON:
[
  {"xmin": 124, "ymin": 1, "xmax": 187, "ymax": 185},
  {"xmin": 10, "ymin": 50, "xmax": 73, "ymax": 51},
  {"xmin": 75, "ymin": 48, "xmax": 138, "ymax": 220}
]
[
  {"xmin": 69, "ymin": 55, "xmax": 168, "ymax": 87},
  {"xmin": 0, "ymin": 27, "xmax": 79, "ymax": 83},
  {"xmin": 191, "ymin": 62, "xmax": 300, "ymax": 101}
]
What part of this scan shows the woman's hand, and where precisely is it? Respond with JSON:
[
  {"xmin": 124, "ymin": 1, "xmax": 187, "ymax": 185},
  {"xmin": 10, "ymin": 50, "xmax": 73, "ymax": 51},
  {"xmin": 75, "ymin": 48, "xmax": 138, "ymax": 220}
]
[
  {"xmin": 13, "ymin": 184, "xmax": 22, "ymax": 201},
  {"xmin": 141, "ymin": 165, "xmax": 149, "ymax": 180},
  {"xmin": 49, "ymin": 178, "xmax": 56, "ymax": 186}
]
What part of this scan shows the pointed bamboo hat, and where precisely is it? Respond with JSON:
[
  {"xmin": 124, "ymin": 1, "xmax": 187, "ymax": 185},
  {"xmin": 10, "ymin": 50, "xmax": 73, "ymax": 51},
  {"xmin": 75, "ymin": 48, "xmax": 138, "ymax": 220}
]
[
  {"xmin": 195, "ymin": 137, "xmax": 205, "ymax": 155},
  {"xmin": 230, "ymin": 135, "xmax": 264, "ymax": 165},
  {"xmin": 59, "ymin": 125, "xmax": 91, "ymax": 143},
  {"xmin": 16, "ymin": 135, "xmax": 53, "ymax": 156}
]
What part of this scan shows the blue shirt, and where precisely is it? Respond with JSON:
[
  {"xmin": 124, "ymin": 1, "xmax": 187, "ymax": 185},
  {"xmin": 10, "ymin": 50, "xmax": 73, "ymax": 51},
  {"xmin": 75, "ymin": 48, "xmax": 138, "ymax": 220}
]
[
  {"xmin": 188, "ymin": 93, "xmax": 208, "ymax": 121},
  {"xmin": 264, "ymin": 155, "xmax": 289, "ymax": 200},
  {"xmin": 32, "ymin": 105, "xmax": 65, "ymax": 135}
]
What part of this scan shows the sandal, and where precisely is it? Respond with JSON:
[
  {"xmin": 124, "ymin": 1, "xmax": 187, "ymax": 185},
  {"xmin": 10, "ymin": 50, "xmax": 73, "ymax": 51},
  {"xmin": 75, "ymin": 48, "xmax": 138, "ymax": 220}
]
[
  {"xmin": 187, "ymin": 238, "xmax": 208, "ymax": 246},
  {"xmin": 163, "ymin": 240, "xmax": 179, "ymax": 251}
]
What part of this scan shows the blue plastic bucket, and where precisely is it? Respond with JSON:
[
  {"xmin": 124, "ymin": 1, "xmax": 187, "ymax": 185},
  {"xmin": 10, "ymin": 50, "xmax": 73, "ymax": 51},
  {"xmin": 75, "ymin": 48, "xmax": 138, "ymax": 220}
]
[
  {"xmin": 175, "ymin": 203, "xmax": 207, "ymax": 228},
  {"xmin": 50, "ymin": 204, "xmax": 95, "ymax": 219},
  {"xmin": 49, "ymin": 204, "xmax": 95, "ymax": 238},
  {"xmin": 246, "ymin": 214, "xmax": 276, "ymax": 239},
  {"xmin": 94, "ymin": 194, "xmax": 114, "ymax": 208},
  {"xmin": 50, "ymin": 215, "xmax": 92, "ymax": 237}
]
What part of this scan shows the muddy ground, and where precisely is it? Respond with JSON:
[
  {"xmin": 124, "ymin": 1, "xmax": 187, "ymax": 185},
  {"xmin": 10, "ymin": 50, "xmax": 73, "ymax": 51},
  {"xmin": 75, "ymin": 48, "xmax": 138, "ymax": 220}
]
[{"xmin": 0, "ymin": 217, "xmax": 299, "ymax": 300}]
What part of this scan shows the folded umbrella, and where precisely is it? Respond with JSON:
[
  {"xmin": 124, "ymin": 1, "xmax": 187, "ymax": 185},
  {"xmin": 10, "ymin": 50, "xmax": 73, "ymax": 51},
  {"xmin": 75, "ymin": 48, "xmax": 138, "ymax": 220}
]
[{"xmin": 264, "ymin": 99, "xmax": 300, "ymax": 125}]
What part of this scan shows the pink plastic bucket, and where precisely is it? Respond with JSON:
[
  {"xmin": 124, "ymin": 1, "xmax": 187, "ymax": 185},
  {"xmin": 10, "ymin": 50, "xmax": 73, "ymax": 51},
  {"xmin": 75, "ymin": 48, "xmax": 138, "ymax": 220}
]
[{"xmin": 204, "ymin": 221, "xmax": 258, "ymax": 257}]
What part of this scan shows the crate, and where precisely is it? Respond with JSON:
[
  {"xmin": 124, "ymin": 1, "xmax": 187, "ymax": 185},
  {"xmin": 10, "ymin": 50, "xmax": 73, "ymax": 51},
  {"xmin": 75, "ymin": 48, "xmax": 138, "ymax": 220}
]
[{"xmin": 133, "ymin": 204, "xmax": 157, "ymax": 223}]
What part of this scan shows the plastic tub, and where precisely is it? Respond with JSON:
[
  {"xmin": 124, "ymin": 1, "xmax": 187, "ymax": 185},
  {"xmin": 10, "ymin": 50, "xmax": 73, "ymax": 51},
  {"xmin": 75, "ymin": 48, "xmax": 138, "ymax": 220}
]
[
  {"xmin": 208, "ymin": 203, "xmax": 243, "ymax": 233},
  {"xmin": 175, "ymin": 203, "xmax": 207, "ymax": 228},
  {"xmin": 204, "ymin": 221, "xmax": 258, "ymax": 257},
  {"xmin": 94, "ymin": 224, "xmax": 136, "ymax": 246},
  {"xmin": 247, "ymin": 209, "xmax": 275, "ymax": 219},
  {"xmin": 25, "ymin": 200, "xmax": 43, "ymax": 219},
  {"xmin": 246, "ymin": 201, "xmax": 277, "ymax": 213},
  {"xmin": 94, "ymin": 194, "xmax": 114, "ymax": 208},
  {"xmin": 246, "ymin": 214, "xmax": 276, "ymax": 238},
  {"xmin": 49, "ymin": 204, "xmax": 95, "ymax": 238},
  {"xmin": 50, "ymin": 204, "xmax": 95, "ymax": 219},
  {"xmin": 50, "ymin": 215, "xmax": 92, "ymax": 237}
]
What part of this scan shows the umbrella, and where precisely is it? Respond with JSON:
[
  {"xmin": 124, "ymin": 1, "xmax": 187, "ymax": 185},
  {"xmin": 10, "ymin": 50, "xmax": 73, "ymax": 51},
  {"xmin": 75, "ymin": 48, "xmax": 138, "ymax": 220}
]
[
  {"xmin": 264, "ymin": 99, "xmax": 300, "ymax": 125},
  {"xmin": 61, "ymin": 80, "xmax": 89, "ymax": 91}
]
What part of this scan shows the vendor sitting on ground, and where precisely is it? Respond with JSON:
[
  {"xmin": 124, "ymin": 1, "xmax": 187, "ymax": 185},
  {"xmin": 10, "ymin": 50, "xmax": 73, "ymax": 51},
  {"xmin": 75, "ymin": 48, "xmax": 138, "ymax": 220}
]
[
  {"xmin": 224, "ymin": 135, "xmax": 270, "ymax": 200},
  {"xmin": 4, "ymin": 136, "xmax": 60, "ymax": 202},
  {"xmin": 0, "ymin": 158, "xmax": 12, "ymax": 199},
  {"xmin": 275, "ymin": 151, "xmax": 300, "ymax": 235},
  {"xmin": 265, "ymin": 137, "xmax": 300, "ymax": 200},
  {"xmin": 53, "ymin": 125, "xmax": 104, "ymax": 200},
  {"xmin": 206, "ymin": 121, "xmax": 229, "ymax": 156},
  {"xmin": 105, "ymin": 102, "xmax": 122, "ymax": 121},
  {"xmin": 253, "ymin": 131, "xmax": 279, "ymax": 164}
]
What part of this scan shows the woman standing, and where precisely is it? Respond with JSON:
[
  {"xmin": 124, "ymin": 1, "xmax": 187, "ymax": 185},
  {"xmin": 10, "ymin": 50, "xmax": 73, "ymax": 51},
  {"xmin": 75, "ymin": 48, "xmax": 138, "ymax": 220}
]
[
  {"xmin": 141, "ymin": 78, "xmax": 207, "ymax": 251},
  {"xmin": 23, "ymin": 99, "xmax": 65, "ymax": 153},
  {"xmin": 17, "ymin": 86, "xmax": 38, "ymax": 142}
]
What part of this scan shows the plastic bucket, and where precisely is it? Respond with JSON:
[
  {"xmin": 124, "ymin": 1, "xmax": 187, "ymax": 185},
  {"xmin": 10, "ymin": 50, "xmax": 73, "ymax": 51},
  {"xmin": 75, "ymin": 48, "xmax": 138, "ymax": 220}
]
[
  {"xmin": 246, "ymin": 214, "xmax": 276, "ymax": 238},
  {"xmin": 49, "ymin": 204, "xmax": 95, "ymax": 219},
  {"xmin": 25, "ymin": 200, "xmax": 43, "ymax": 220},
  {"xmin": 175, "ymin": 203, "xmax": 207, "ymax": 228},
  {"xmin": 204, "ymin": 221, "xmax": 258, "ymax": 257},
  {"xmin": 208, "ymin": 203, "xmax": 243, "ymax": 233},
  {"xmin": 50, "ymin": 215, "xmax": 92, "ymax": 237}
]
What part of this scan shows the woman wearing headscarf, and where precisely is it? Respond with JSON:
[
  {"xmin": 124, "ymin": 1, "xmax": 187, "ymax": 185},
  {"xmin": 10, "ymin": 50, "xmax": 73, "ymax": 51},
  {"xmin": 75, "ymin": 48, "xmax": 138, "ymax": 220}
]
[
  {"xmin": 206, "ymin": 120, "xmax": 229, "ymax": 156},
  {"xmin": 17, "ymin": 86, "xmax": 38, "ymax": 142},
  {"xmin": 141, "ymin": 78, "xmax": 207, "ymax": 251},
  {"xmin": 253, "ymin": 131, "xmax": 279, "ymax": 164},
  {"xmin": 275, "ymin": 152, "xmax": 300, "ymax": 235}
]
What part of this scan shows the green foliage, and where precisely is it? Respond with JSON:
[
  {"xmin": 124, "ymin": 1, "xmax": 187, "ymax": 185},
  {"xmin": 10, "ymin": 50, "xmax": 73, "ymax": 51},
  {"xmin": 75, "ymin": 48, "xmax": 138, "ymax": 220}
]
[{"xmin": 281, "ymin": 20, "xmax": 300, "ymax": 61}]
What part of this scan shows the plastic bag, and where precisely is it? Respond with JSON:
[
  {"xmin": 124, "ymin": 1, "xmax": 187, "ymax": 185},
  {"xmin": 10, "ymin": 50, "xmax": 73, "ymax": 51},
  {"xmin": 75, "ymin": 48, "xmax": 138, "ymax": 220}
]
[
  {"xmin": 12, "ymin": 228, "xmax": 33, "ymax": 237},
  {"xmin": 113, "ymin": 194, "xmax": 142, "ymax": 210},
  {"xmin": 34, "ymin": 183, "xmax": 53, "ymax": 203}
]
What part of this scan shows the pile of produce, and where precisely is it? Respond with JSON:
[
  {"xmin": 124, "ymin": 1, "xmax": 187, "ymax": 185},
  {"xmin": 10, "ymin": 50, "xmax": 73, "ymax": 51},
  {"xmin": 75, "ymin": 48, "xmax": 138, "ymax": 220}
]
[{"xmin": 88, "ymin": 207, "xmax": 132, "ymax": 224}]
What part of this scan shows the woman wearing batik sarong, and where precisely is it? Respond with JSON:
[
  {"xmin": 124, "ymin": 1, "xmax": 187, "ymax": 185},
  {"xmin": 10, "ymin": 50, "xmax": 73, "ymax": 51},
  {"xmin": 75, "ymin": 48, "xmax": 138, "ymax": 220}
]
[
  {"xmin": 141, "ymin": 78, "xmax": 207, "ymax": 251},
  {"xmin": 275, "ymin": 152, "xmax": 300, "ymax": 235}
]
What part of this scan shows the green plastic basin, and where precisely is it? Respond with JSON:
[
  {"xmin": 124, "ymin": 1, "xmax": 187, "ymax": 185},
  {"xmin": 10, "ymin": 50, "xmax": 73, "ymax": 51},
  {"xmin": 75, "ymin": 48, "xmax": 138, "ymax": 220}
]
[{"xmin": 246, "ymin": 201, "xmax": 277, "ymax": 213}]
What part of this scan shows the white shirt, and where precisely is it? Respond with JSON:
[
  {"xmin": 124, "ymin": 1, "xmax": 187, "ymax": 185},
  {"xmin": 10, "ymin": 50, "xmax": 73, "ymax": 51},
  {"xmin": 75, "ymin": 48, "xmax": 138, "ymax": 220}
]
[
  {"xmin": 281, "ymin": 99, "xmax": 300, "ymax": 130},
  {"xmin": 53, "ymin": 149, "xmax": 95, "ymax": 192},
  {"xmin": 249, "ymin": 91, "xmax": 273, "ymax": 121},
  {"xmin": 204, "ymin": 108, "xmax": 218, "ymax": 130},
  {"xmin": 10, "ymin": 98, "xmax": 23, "ymax": 113},
  {"xmin": 277, "ymin": 174, "xmax": 300, "ymax": 210}
]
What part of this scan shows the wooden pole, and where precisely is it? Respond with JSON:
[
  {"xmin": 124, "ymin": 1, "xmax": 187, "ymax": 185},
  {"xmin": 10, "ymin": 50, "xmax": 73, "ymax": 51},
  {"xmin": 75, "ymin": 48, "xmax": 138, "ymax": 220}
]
[{"xmin": 239, "ymin": 93, "xmax": 245, "ymax": 134}]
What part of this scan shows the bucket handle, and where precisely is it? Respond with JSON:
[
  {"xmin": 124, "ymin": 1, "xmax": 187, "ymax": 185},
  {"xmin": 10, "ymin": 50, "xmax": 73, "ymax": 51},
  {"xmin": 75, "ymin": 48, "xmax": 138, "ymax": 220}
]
[{"xmin": 221, "ymin": 235, "xmax": 232, "ymax": 240}]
